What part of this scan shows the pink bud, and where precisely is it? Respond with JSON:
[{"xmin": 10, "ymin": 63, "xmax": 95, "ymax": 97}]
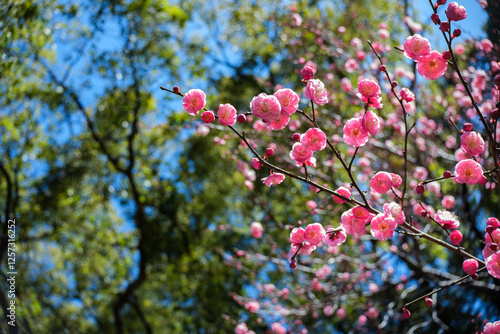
[
  {"xmin": 447, "ymin": 2, "xmax": 467, "ymax": 21},
  {"xmin": 236, "ymin": 114, "xmax": 246, "ymax": 123},
  {"xmin": 487, "ymin": 217, "xmax": 500, "ymax": 229},
  {"xmin": 431, "ymin": 13, "xmax": 440, "ymax": 24},
  {"xmin": 442, "ymin": 51, "xmax": 452, "ymax": 60},
  {"xmin": 443, "ymin": 171, "xmax": 452, "ymax": 178},
  {"xmin": 425, "ymin": 297, "xmax": 433, "ymax": 307},
  {"xmin": 265, "ymin": 148, "xmax": 275, "ymax": 157},
  {"xmin": 301, "ymin": 66, "xmax": 315, "ymax": 81},
  {"xmin": 450, "ymin": 230, "xmax": 462, "ymax": 245},
  {"xmin": 416, "ymin": 184, "xmax": 425, "ymax": 194},
  {"xmin": 292, "ymin": 133, "xmax": 301, "ymax": 142},
  {"xmin": 453, "ymin": 29, "xmax": 461, "ymax": 37},
  {"xmin": 463, "ymin": 123, "xmax": 473, "ymax": 132},
  {"xmin": 402, "ymin": 309, "xmax": 411, "ymax": 319},
  {"xmin": 439, "ymin": 21, "xmax": 450, "ymax": 32},
  {"xmin": 201, "ymin": 110, "xmax": 215, "ymax": 124},
  {"xmin": 462, "ymin": 259, "xmax": 479, "ymax": 275}
]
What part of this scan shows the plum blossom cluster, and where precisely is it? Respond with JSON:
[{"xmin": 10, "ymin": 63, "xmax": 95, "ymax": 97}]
[
  {"xmin": 484, "ymin": 217, "xmax": 500, "ymax": 280},
  {"xmin": 289, "ymin": 127, "xmax": 326, "ymax": 166},
  {"xmin": 404, "ymin": 34, "xmax": 447, "ymax": 80},
  {"xmin": 342, "ymin": 80, "xmax": 383, "ymax": 147},
  {"xmin": 250, "ymin": 88, "xmax": 300, "ymax": 130}
]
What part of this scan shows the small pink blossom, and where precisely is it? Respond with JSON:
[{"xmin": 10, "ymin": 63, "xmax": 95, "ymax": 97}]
[
  {"xmin": 400, "ymin": 88, "xmax": 415, "ymax": 102},
  {"xmin": 235, "ymin": 323, "xmax": 249, "ymax": 334},
  {"xmin": 324, "ymin": 227, "xmax": 347, "ymax": 246},
  {"xmin": 245, "ymin": 301, "xmax": 260, "ymax": 313},
  {"xmin": 454, "ymin": 159, "xmax": 483, "ymax": 185},
  {"xmin": 370, "ymin": 214, "xmax": 397, "ymax": 241},
  {"xmin": 305, "ymin": 223, "xmax": 326, "ymax": 246},
  {"xmin": 201, "ymin": 110, "xmax": 215, "ymax": 123},
  {"xmin": 362, "ymin": 110, "xmax": 381, "ymax": 135},
  {"xmin": 250, "ymin": 222, "xmax": 263, "ymax": 238},
  {"xmin": 447, "ymin": 2, "xmax": 467, "ymax": 21},
  {"xmin": 304, "ymin": 79, "xmax": 329, "ymax": 105},
  {"xmin": 434, "ymin": 210, "xmax": 460, "ymax": 229},
  {"xmin": 217, "ymin": 103, "xmax": 237, "ymax": 126},
  {"xmin": 463, "ymin": 259, "xmax": 479, "ymax": 275},
  {"xmin": 484, "ymin": 321, "xmax": 500, "ymax": 334},
  {"xmin": 343, "ymin": 117, "xmax": 370, "ymax": 147},
  {"xmin": 481, "ymin": 39, "xmax": 493, "ymax": 53},
  {"xmin": 383, "ymin": 202, "xmax": 406, "ymax": 225},
  {"xmin": 274, "ymin": 88, "xmax": 300, "ymax": 115},
  {"xmin": 251, "ymin": 158, "xmax": 263, "ymax": 170},
  {"xmin": 441, "ymin": 195, "xmax": 456, "ymax": 209},
  {"xmin": 182, "ymin": 89, "xmax": 206, "ymax": 115},
  {"xmin": 289, "ymin": 142, "xmax": 314, "ymax": 166},
  {"xmin": 266, "ymin": 110, "xmax": 290, "ymax": 131},
  {"xmin": 250, "ymin": 93, "xmax": 282, "ymax": 122},
  {"xmin": 290, "ymin": 227, "xmax": 305, "ymax": 244},
  {"xmin": 301, "ymin": 128, "xmax": 327, "ymax": 152},
  {"xmin": 341, "ymin": 209, "xmax": 367, "ymax": 236},
  {"xmin": 417, "ymin": 51, "xmax": 448, "ymax": 80},
  {"xmin": 333, "ymin": 186, "xmax": 351, "ymax": 204},
  {"xmin": 358, "ymin": 79, "xmax": 381, "ymax": 99},
  {"xmin": 352, "ymin": 206, "xmax": 373, "ymax": 221},
  {"xmin": 460, "ymin": 131, "xmax": 485, "ymax": 156},
  {"xmin": 486, "ymin": 252, "xmax": 500, "ymax": 279},
  {"xmin": 370, "ymin": 172, "xmax": 393, "ymax": 194},
  {"xmin": 403, "ymin": 34, "xmax": 431, "ymax": 61},
  {"xmin": 390, "ymin": 173, "xmax": 402, "ymax": 188},
  {"xmin": 262, "ymin": 173, "xmax": 285, "ymax": 187},
  {"xmin": 271, "ymin": 322, "xmax": 286, "ymax": 334},
  {"xmin": 414, "ymin": 166, "xmax": 428, "ymax": 181}
]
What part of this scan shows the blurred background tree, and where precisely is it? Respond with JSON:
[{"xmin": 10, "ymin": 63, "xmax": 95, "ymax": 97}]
[{"xmin": 0, "ymin": 0, "xmax": 499, "ymax": 333}]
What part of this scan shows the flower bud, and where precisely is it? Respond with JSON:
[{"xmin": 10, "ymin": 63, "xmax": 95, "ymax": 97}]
[
  {"xmin": 453, "ymin": 29, "xmax": 461, "ymax": 37},
  {"xmin": 439, "ymin": 21, "xmax": 450, "ymax": 32},
  {"xmin": 443, "ymin": 171, "xmax": 452, "ymax": 178},
  {"xmin": 301, "ymin": 66, "xmax": 315, "ymax": 81},
  {"xmin": 431, "ymin": 13, "xmax": 440, "ymax": 25},
  {"xmin": 463, "ymin": 123, "xmax": 473, "ymax": 132},
  {"xmin": 173, "ymin": 86, "xmax": 180, "ymax": 94},
  {"xmin": 236, "ymin": 114, "xmax": 247, "ymax": 123},
  {"xmin": 442, "ymin": 51, "xmax": 452, "ymax": 60}
]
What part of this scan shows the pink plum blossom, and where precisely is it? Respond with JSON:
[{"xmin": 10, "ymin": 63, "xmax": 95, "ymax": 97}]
[
  {"xmin": 383, "ymin": 202, "xmax": 406, "ymax": 225},
  {"xmin": 450, "ymin": 230, "xmax": 463, "ymax": 245},
  {"xmin": 251, "ymin": 158, "xmax": 263, "ymax": 170},
  {"xmin": 333, "ymin": 186, "xmax": 351, "ymax": 204},
  {"xmin": 362, "ymin": 110, "xmax": 381, "ymax": 135},
  {"xmin": 434, "ymin": 210, "xmax": 460, "ymax": 229},
  {"xmin": 305, "ymin": 223, "xmax": 326, "ymax": 246},
  {"xmin": 301, "ymin": 128, "xmax": 327, "ymax": 152},
  {"xmin": 245, "ymin": 301, "xmax": 260, "ymax": 313},
  {"xmin": 201, "ymin": 110, "xmax": 215, "ymax": 123},
  {"xmin": 343, "ymin": 117, "xmax": 370, "ymax": 147},
  {"xmin": 370, "ymin": 172, "xmax": 393, "ymax": 194},
  {"xmin": 250, "ymin": 222, "xmax": 263, "ymax": 238},
  {"xmin": 304, "ymin": 79, "xmax": 329, "ymax": 105},
  {"xmin": 358, "ymin": 79, "xmax": 381, "ymax": 99},
  {"xmin": 417, "ymin": 51, "xmax": 448, "ymax": 80},
  {"xmin": 250, "ymin": 93, "xmax": 282, "ymax": 122},
  {"xmin": 262, "ymin": 173, "xmax": 285, "ymax": 187},
  {"xmin": 266, "ymin": 110, "xmax": 290, "ymax": 130},
  {"xmin": 290, "ymin": 227, "xmax": 305, "ymax": 244},
  {"xmin": 274, "ymin": 88, "xmax": 300, "ymax": 115},
  {"xmin": 441, "ymin": 195, "xmax": 456, "ymax": 209},
  {"xmin": 182, "ymin": 89, "xmax": 206, "ymax": 115},
  {"xmin": 324, "ymin": 227, "xmax": 347, "ymax": 246},
  {"xmin": 486, "ymin": 252, "xmax": 500, "ymax": 279},
  {"xmin": 414, "ymin": 166, "xmax": 428, "ymax": 181},
  {"xmin": 460, "ymin": 131, "xmax": 485, "ymax": 156},
  {"xmin": 235, "ymin": 323, "xmax": 249, "ymax": 334},
  {"xmin": 447, "ymin": 2, "xmax": 467, "ymax": 21},
  {"xmin": 289, "ymin": 143, "xmax": 314, "ymax": 166},
  {"xmin": 370, "ymin": 214, "xmax": 397, "ymax": 241},
  {"xmin": 403, "ymin": 34, "xmax": 431, "ymax": 61},
  {"xmin": 483, "ymin": 321, "xmax": 500, "ymax": 334},
  {"xmin": 352, "ymin": 206, "xmax": 373, "ymax": 221},
  {"xmin": 463, "ymin": 259, "xmax": 479, "ymax": 275},
  {"xmin": 217, "ymin": 104, "xmax": 237, "ymax": 126},
  {"xmin": 341, "ymin": 209, "xmax": 367, "ymax": 236},
  {"xmin": 390, "ymin": 173, "xmax": 402, "ymax": 188},
  {"xmin": 454, "ymin": 159, "xmax": 483, "ymax": 185},
  {"xmin": 271, "ymin": 323, "xmax": 286, "ymax": 334},
  {"xmin": 400, "ymin": 88, "xmax": 415, "ymax": 102}
]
